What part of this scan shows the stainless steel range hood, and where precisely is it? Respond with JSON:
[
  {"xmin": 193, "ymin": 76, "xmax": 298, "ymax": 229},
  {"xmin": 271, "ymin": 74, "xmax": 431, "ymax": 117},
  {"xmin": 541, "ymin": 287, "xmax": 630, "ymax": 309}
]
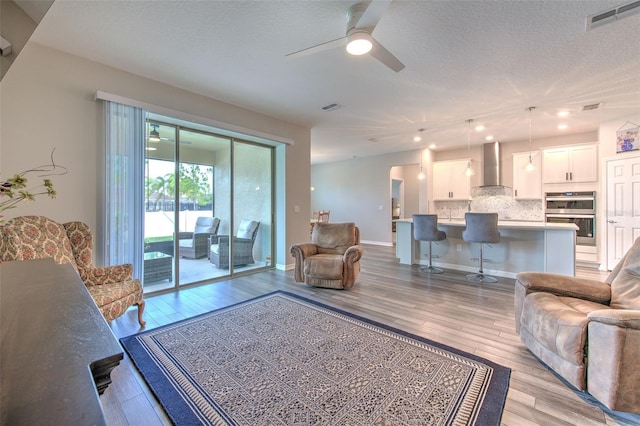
[
  {"xmin": 482, "ymin": 141, "xmax": 504, "ymax": 186},
  {"xmin": 471, "ymin": 142, "xmax": 512, "ymax": 197}
]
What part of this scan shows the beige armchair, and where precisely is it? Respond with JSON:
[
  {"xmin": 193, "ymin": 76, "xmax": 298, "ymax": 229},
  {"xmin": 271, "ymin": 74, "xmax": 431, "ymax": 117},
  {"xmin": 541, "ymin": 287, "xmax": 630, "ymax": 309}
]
[
  {"xmin": 290, "ymin": 222, "xmax": 363, "ymax": 289},
  {"xmin": 0, "ymin": 216, "xmax": 145, "ymax": 326},
  {"xmin": 514, "ymin": 236, "xmax": 640, "ymax": 413}
]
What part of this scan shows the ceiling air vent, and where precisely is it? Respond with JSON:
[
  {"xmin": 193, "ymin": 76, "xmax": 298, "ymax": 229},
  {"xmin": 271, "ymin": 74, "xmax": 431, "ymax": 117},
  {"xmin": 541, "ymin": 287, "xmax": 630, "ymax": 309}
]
[
  {"xmin": 586, "ymin": 0, "xmax": 640, "ymax": 30},
  {"xmin": 322, "ymin": 103, "xmax": 343, "ymax": 112},
  {"xmin": 581, "ymin": 102, "xmax": 604, "ymax": 111}
]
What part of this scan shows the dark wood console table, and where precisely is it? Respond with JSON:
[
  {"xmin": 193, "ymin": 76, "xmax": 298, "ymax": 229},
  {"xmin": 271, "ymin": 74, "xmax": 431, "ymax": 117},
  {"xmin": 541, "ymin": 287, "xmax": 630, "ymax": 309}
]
[{"xmin": 1, "ymin": 259, "xmax": 123, "ymax": 425}]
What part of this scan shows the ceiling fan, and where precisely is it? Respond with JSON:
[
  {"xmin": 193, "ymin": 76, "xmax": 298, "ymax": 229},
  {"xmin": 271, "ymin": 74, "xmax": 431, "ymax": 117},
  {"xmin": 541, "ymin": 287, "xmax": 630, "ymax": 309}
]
[
  {"xmin": 286, "ymin": 0, "xmax": 405, "ymax": 73},
  {"xmin": 147, "ymin": 124, "xmax": 192, "ymax": 145}
]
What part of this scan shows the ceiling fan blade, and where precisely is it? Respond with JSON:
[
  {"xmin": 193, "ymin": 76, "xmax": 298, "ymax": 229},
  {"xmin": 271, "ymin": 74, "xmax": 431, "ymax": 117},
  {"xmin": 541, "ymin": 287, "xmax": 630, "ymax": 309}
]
[
  {"xmin": 355, "ymin": 0, "xmax": 392, "ymax": 30},
  {"xmin": 285, "ymin": 36, "xmax": 346, "ymax": 58},
  {"xmin": 370, "ymin": 38, "xmax": 405, "ymax": 72}
]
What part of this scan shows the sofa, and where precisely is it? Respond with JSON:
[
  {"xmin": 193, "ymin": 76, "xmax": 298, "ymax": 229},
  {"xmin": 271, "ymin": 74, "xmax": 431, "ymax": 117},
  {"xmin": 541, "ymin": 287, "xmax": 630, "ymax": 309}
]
[
  {"xmin": 290, "ymin": 222, "xmax": 363, "ymax": 289},
  {"xmin": 514, "ymin": 236, "xmax": 640, "ymax": 413},
  {"xmin": 0, "ymin": 215, "xmax": 145, "ymax": 326}
]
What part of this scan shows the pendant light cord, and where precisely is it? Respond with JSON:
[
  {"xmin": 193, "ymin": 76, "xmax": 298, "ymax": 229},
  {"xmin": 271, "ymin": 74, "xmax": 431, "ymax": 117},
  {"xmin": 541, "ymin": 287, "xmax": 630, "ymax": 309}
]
[{"xmin": 526, "ymin": 107, "xmax": 536, "ymax": 171}]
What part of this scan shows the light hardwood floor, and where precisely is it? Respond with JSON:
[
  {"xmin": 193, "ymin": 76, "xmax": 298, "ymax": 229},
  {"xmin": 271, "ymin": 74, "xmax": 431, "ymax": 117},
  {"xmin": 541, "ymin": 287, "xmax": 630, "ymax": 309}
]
[{"xmin": 102, "ymin": 244, "xmax": 640, "ymax": 425}]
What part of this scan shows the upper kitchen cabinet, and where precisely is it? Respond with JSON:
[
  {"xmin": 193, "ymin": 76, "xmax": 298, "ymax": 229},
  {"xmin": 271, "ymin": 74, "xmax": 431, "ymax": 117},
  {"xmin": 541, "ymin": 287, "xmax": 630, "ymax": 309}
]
[
  {"xmin": 513, "ymin": 151, "xmax": 542, "ymax": 199},
  {"xmin": 432, "ymin": 160, "xmax": 471, "ymax": 200},
  {"xmin": 542, "ymin": 144, "xmax": 597, "ymax": 184}
]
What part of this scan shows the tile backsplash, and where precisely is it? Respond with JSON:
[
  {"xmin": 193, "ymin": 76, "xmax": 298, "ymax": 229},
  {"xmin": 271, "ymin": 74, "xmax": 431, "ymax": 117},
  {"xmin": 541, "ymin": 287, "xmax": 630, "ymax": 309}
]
[{"xmin": 434, "ymin": 195, "xmax": 544, "ymax": 222}]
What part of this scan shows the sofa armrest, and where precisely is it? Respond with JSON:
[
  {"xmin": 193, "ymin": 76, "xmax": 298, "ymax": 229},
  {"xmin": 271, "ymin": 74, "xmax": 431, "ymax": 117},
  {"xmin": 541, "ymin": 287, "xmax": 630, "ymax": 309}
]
[
  {"xmin": 194, "ymin": 232, "xmax": 215, "ymax": 242},
  {"xmin": 588, "ymin": 309, "xmax": 640, "ymax": 329},
  {"xmin": 516, "ymin": 272, "xmax": 611, "ymax": 303},
  {"xmin": 290, "ymin": 243, "xmax": 318, "ymax": 259},
  {"xmin": 177, "ymin": 231, "xmax": 193, "ymax": 239},
  {"xmin": 514, "ymin": 271, "xmax": 611, "ymax": 334},
  {"xmin": 587, "ymin": 308, "xmax": 640, "ymax": 411},
  {"xmin": 290, "ymin": 243, "xmax": 319, "ymax": 282},
  {"xmin": 209, "ymin": 235, "xmax": 222, "ymax": 245},
  {"xmin": 82, "ymin": 264, "xmax": 133, "ymax": 286},
  {"xmin": 343, "ymin": 245, "xmax": 364, "ymax": 264}
]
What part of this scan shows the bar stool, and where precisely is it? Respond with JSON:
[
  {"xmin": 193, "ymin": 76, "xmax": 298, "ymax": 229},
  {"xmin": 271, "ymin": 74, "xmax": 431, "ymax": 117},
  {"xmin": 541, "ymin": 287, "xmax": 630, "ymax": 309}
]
[
  {"xmin": 412, "ymin": 214, "xmax": 446, "ymax": 274},
  {"xmin": 462, "ymin": 212, "xmax": 500, "ymax": 283}
]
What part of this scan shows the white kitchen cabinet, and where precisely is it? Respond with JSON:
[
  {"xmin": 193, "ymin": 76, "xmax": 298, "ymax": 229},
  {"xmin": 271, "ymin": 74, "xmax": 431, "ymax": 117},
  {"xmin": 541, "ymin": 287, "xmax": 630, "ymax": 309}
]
[
  {"xmin": 542, "ymin": 144, "xmax": 597, "ymax": 183},
  {"xmin": 432, "ymin": 160, "xmax": 471, "ymax": 200},
  {"xmin": 512, "ymin": 151, "xmax": 542, "ymax": 199}
]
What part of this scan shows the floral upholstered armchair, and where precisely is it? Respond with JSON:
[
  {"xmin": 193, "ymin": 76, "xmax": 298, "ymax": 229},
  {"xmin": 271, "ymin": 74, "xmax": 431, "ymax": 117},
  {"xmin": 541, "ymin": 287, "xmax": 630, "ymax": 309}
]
[{"xmin": 0, "ymin": 216, "xmax": 145, "ymax": 326}]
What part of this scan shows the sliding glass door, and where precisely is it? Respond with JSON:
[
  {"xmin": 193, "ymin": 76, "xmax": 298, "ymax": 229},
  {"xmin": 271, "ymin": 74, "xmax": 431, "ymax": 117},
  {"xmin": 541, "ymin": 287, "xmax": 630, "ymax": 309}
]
[
  {"xmin": 232, "ymin": 142, "xmax": 273, "ymax": 271},
  {"xmin": 142, "ymin": 117, "xmax": 273, "ymax": 292},
  {"xmin": 177, "ymin": 129, "xmax": 230, "ymax": 286},
  {"xmin": 144, "ymin": 121, "xmax": 177, "ymax": 291}
]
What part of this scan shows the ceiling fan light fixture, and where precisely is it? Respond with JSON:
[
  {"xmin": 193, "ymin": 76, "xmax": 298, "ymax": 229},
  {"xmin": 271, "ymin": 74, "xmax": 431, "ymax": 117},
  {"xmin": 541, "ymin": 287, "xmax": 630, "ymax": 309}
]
[
  {"xmin": 346, "ymin": 31, "xmax": 373, "ymax": 55},
  {"xmin": 148, "ymin": 124, "xmax": 161, "ymax": 142}
]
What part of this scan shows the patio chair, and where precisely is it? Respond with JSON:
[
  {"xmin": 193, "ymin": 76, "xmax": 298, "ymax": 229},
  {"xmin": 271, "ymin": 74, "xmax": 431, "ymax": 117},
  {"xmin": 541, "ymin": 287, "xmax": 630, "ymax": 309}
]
[
  {"xmin": 178, "ymin": 216, "xmax": 220, "ymax": 259},
  {"xmin": 209, "ymin": 219, "xmax": 260, "ymax": 269}
]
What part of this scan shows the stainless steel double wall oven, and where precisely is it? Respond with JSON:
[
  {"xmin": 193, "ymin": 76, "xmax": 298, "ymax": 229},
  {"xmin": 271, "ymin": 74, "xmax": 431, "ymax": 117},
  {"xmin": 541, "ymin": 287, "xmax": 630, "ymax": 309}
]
[{"xmin": 545, "ymin": 191, "xmax": 596, "ymax": 246}]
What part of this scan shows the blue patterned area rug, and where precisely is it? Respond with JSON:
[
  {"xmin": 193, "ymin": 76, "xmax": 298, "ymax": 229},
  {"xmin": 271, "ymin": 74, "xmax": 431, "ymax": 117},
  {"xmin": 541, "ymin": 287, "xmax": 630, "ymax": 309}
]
[{"xmin": 121, "ymin": 291, "xmax": 510, "ymax": 425}]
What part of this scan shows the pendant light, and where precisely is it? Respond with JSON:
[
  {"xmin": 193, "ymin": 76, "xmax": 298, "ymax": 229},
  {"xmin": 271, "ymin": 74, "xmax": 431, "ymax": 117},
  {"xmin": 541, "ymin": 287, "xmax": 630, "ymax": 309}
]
[
  {"xmin": 465, "ymin": 119, "xmax": 475, "ymax": 177},
  {"xmin": 525, "ymin": 107, "xmax": 536, "ymax": 172},
  {"xmin": 418, "ymin": 152, "xmax": 425, "ymax": 180}
]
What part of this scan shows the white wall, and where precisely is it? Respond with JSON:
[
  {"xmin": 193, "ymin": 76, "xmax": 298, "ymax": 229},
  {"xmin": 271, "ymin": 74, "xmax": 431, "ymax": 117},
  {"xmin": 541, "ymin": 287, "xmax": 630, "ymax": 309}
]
[
  {"xmin": 0, "ymin": 43, "xmax": 311, "ymax": 268},
  {"xmin": 311, "ymin": 149, "xmax": 430, "ymax": 245}
]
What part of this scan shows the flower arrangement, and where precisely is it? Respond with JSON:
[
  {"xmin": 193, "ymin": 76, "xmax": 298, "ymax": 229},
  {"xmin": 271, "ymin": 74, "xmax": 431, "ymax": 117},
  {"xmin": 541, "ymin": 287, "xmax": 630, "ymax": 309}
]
[{"xmin": 0, "ymin": 150, "xmax": 67, "ymax": 216}]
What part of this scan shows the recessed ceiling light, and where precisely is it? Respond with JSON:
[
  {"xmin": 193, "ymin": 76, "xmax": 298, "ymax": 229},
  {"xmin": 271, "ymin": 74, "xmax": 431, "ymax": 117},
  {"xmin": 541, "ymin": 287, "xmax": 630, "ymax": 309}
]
[
  {"xmin": 485, "ymin": 135, "xmax": 494, "ymax": 141},
  {"xmin": 558, "ymin": 124, "xmax": 568, "ymax": 130},
  {"xmin": 428, "ymin": 144, "xmax": 436, "ymax": 149},
  {"xmin": 413, "ymin": 135, "xmax": 422, "ymax": 142},
  {"xmin": 557, "ymin": 111, "xmax": 570, "ymax": 117},
  {"xmin": 475, "ymin": 125, "xmax": 485, "ymax": 132}
]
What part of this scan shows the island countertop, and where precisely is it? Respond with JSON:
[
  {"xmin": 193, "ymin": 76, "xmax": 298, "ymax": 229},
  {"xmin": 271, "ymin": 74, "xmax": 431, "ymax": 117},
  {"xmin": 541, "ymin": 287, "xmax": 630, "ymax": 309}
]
[
  {"xmin": 395, "ymin": 217, "xmax": 578, "ymax": 231},
  {"xmin": 395, "ymin": 217, "xmax": 578, "ymax": 277}
]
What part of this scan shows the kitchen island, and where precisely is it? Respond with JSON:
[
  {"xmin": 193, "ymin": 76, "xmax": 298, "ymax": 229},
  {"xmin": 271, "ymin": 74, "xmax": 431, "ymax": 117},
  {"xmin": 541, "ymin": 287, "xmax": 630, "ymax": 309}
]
[{"xmin": 395, "ymin": 218, "xmax": 578, "ymax": 278}]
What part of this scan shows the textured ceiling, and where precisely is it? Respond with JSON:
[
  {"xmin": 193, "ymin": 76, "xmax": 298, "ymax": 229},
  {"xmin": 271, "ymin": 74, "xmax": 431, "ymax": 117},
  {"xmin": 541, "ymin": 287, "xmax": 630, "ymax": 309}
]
[{"xmin": 31, "ymin": 0, "xmax": 640, "ymax": 163}]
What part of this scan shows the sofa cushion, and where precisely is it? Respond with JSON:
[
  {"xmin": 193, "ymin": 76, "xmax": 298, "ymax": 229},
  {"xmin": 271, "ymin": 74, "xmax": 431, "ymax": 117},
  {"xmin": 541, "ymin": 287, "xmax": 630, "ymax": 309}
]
[
  {"xmin": 193, "ymin": 216, "xmax": 219, "ymax": 234},
  {"xmin": 237, "ymin": 220, "xmax": 258, "ymax": 239},
  {"xmin": 521, "ymin": 292, "xmax": 609, "ymax": 365},
  {"xmin": 304, "ymin": 254, "xmax": 344, "ymax": 280},
  {"xmin": 179, "ymin": 239, "xmax": 194, "ymax": 248},
  {"xmin": 610, "ymin": 237, "xmax": 640, "ymax": 310}
]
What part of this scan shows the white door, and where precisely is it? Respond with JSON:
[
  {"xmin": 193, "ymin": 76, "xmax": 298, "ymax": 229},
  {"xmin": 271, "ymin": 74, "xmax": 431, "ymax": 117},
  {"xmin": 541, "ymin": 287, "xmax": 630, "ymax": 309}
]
[{"xmin": 606, "ymin": 154, "xmax": 640, "ymax": 270}]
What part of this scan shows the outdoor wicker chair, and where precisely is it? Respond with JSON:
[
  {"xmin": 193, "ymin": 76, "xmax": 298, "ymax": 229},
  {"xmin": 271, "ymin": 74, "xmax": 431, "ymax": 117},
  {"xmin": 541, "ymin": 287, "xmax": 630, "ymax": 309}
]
[{"xmin": 209, "ymin": 219, "xmax": 260, "ymax": 269}]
